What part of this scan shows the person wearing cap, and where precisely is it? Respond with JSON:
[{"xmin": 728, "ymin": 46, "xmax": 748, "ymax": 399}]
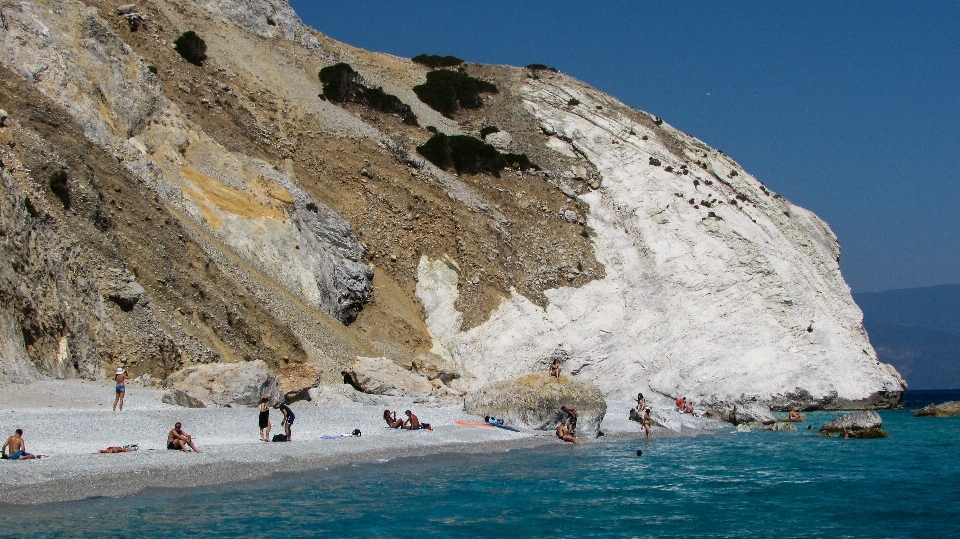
[{"xmin": 113, "ymin": 367, "xmax": 128, "ymax": 412}]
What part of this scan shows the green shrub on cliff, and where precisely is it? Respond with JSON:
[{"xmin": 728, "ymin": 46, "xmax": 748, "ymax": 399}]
[
  {"xmin": 319, "ymin": 63, "xmax": 418, "ymax": 125},
  {"xmin": 413, "ymin": 70, "xmax": 498, "ymax": 117},
  {"xmin": 174, "ymin": 31, "xmax": 207, "ymax": 66},
  {"xmin": 412, "ymin": 54, "xmax": 463, "ymax": 68},
  {"xmin": 416, "ymin": 133, "xmax": 537, "ymax": 176}
]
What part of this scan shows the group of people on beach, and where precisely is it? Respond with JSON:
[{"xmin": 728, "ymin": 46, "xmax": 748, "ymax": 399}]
[
  {"xmin": 382, "ymin": 409, "xmax": 432, "ymax": 430},
  {"xmin": 675, "ymin": 396, "xmax": 698, "ymax": 416},
  {"xmin": 258, "ymin": 396, "xmax": 296, "ymax": 442}
]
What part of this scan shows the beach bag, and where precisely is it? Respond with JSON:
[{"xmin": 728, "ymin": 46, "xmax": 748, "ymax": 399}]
[{"xmin": 272, "ymin": 434, "xmax": 288, "ymax": 442}]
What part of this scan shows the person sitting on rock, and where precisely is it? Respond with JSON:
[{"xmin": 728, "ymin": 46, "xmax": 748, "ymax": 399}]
[
  {"xmin": 635, "ymin": 393, "xmax": 646, "ymax": 413},
  {"xmin": 675, "ymin": 397, "xmax": 686, "ymax": 412},
  {"xmin": 556, "ymin": 421, "xmax": 582, "ymax": 444},
  {"xmin": 789, "ymin": 409, "xmax": 803, "ymax": 420},
  {"xmin": 383, "ymin": 410, "xmax": 404, "ymax": 429},
  {"xmin": 549, "ymin": 358, "xmax": 561, "ymax": 379},
  {"xmin": 682, "ymin": 401, "xmax": 698, "ymax": 416}
]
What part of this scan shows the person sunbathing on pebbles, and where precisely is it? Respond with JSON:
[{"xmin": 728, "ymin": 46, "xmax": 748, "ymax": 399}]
[{"xmin": 167, "ymin": 422, "xmax": 201, "ymax": 453}]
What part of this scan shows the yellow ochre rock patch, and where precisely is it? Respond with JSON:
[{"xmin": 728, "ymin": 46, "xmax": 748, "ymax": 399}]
[{"xmin": 180, "ymin": 166, "xmax": 290, "ymax": 228}]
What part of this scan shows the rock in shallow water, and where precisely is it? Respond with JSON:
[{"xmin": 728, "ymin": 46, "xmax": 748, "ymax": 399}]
[
  {"xmin": 819, "ymin": 410, "xmax": 888, "ymax": 438},
  {"xmin": 913, "ymin": 401, "xmax": 960, "ymax": 417}
]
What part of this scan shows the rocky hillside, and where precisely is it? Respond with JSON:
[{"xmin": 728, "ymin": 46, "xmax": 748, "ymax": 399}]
[{"xmin": 0, "ymin": 0, "xmax": 904, "ymax": 408}]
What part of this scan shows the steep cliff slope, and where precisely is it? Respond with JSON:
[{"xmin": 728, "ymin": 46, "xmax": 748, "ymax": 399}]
[{"xmin": 0, "ymin": 0, "xmax": 904, "ymax": 407}]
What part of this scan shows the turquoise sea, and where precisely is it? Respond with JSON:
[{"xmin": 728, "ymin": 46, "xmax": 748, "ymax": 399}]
[{"xmin": 4, "ymin": 390, "xmax": 959, "ymax": 538}]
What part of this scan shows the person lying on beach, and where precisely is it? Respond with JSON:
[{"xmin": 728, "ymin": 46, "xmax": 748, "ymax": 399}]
[
  {"xmin": 485, "ymin": 416, "xmax": 504, "ymax": 426},
  {"xmin": 383, "ymin": 410, "xmax": 404, "ymax": 428},
  {"xmin": 560, "ymin": 406, "xmax": 578, "ymax": 434},
  {"xmin": 549, "ymin": 358, "xmax": 561, "ymax": 379},
  {"xmin": 97, "ymin": 446, "xmax": 132, "ymax": 454},
  {"xmin": 401, "ymin": 410, "xmax": 432, "ymax": 431},
  {"xmin": 167, "ymin": 422, "xmax": 201, "ymax": 453},
  {"xmin": 556, "ymin": 422, "xmax": 582, "ymax": 444},
  {"xmin": 2, "ymin": 429, "xmax": 37, "ymax": 460},
  {"xmin": 273, "ymin": 402, "xmax": 295, "ymax": 441}
]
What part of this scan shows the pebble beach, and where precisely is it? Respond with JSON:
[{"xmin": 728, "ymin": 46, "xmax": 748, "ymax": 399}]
[{"xmin": 0, "ymin": 380, "xmax": 670, "ymax": 505}]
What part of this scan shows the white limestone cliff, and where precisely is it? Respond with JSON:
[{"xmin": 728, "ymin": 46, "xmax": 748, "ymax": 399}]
[{"xmin": 417, "ymin": 77, "xmax": 905, "ymax": 408}]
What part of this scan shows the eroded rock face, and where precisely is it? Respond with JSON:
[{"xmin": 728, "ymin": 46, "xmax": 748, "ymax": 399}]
[
  {"xmin": 344, "ymin": 356, "xmax": 459, "ymax": 400},
  {"xmin": 162, "ymin": 360, "xmax": 279, "ymax": 407},
  {"xmin": 417, "ymin": 73, "xmax": 907, "ymax": 409},
  {"xmin": 913, "ymin": 401, "xmax": 960, "ymax": 417},
  {"xmin": 464, "ymin": 373, "xmax": 606, "ymax": 438}
]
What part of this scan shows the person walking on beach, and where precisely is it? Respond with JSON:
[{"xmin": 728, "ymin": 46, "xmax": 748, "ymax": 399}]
[
  {"xmin": 273, "ymin": 402, "xmax": 295, "ymax": 441},
  {"xmin": 113, "ymin": 366, "xmax": 127, "ymax": 412},
  {"xmin": 167, "ymin": 422, "xmax": 201, "ymax": 453},
  {"xmin": 258, "ymin": 396, "xmax": 272, "ymax": 441},
  {"xmin": 2, "ymin": 429, "xmax": 37, "ymax": 460}
]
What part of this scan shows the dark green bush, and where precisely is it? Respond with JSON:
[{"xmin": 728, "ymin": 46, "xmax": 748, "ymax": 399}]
[
  {"xmin": 48, "ymin": 170, "xmax": 70, "ymax": 210},
  {"xmin": 479, "ymin": 126, "xmax": 499, "ymax": 138},
  {"xmin": 567, "ymin": 97, "xmax": 579, "ymax": 106},
  {"xmin": 416, "ymin": 133, "xmax": 537, "ymax": 176},
  {"xmin": 412, "ymin": 54, "xmax": 463, "ymax": 68},
  {"xmin": 425, "ymin": 125, "xmax": 438, "ymax": 134},
  {"xmin": 526, "ymin": 63, "xmax": 558, "ymax": 72},
  {"xmin": 319, "ymin": 63, "xmax": 418, "ymax": 125},
  {"xmin": 174, "ymin": 31, "xmax": 207, "ymax": 66},
  {"xmin": 413, "ymin": 70, "xmax": 498, "ymax": 117}
]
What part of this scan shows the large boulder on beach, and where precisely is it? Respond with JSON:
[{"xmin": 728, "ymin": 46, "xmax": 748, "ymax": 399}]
[
  {"xmin": 463, "ymin": 372, "xmax": 606, "ymax": 438},
  {"xmin": 819, "ymin": 410, "xmax": 888, "ymax": 438},
  {"xmin": 344, "ymin": 356, "xmax": 460, "ymax": 399},
  {"xmin": 732, "ymin": 402, "xmax": 777, "ymax": 425},
  {"xmin": 913, "ymin": 401, "xmax": 960, "ymax": 417},
  {"xmin": 161, "ymin": 360, "xmax": 279, "ymax": 407}
]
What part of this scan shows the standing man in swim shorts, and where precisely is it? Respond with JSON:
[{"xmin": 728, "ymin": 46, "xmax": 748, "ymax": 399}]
[
  {"xmin": 113, "ymin": 366, "xmax": 127, "ymax": 412},
  {"xmin": 273, "ymin": 402, "xmax": 295, "ymax": 441},
  {"xmin": 2, "ymin": 429, "xmax": 37, "ymax": 460}
]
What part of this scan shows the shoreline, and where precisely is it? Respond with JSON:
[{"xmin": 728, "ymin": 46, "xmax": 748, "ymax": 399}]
[{"xmin": 1, "ymin": 380, "xmax": 714, "ymax": 505}]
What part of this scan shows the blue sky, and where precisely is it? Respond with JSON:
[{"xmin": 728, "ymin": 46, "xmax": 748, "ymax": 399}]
[{"xmin": 289, "ymin": 1, "xmax": 959, "ymax": 293}]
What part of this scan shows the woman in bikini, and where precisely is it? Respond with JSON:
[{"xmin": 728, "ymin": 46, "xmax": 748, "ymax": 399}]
[
  {"xmin": 258, "ymin": 396, "xmax": 272, "ymax": 441},
  {"xmin": 112, "ymin": 367, "xmax": 127, "ymax": 412},
  {"xmin": 383, "ymin": 410, "xmax": 403, "ymax": 428}
]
